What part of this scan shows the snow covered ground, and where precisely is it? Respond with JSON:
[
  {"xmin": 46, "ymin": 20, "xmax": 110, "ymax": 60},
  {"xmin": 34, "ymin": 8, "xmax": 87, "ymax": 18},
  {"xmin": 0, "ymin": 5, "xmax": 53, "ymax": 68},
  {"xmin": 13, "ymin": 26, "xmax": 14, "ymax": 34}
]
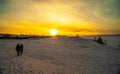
[
  {"xmin": 0, "ymin": 37, "xmax": 120, "ymax": 74},
  {"xmin": 82, "ymin": 36, "xmax": 120, "ymax": 48}
]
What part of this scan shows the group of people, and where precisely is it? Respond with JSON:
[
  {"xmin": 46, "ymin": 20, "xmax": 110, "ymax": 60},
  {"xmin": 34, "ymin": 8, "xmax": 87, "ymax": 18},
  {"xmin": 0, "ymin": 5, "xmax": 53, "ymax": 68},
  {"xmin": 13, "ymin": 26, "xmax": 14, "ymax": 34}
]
[
  {"xmin": 15, "ymin": 43, "xmax": 23, "ymax": 56},
  {"xmin": 94, "ymin": 36, "xmax": 106, "ymax": 44}
]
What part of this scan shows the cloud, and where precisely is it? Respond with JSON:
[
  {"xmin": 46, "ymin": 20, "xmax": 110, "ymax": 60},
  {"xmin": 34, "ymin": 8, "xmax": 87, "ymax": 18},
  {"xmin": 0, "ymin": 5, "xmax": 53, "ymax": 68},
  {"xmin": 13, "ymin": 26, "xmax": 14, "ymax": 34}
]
[{"xmin": 0, "ymin": 0, "xmax": 120, "ymax": 35}]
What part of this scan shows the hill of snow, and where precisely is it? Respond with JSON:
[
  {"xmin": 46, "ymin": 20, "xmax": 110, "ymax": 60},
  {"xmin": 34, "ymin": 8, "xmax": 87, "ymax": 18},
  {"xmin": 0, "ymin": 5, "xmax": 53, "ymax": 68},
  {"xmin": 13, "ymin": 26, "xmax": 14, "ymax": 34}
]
[{"xmin": 0, "ymin": 37, "xmax": 120, "ymax": 74}]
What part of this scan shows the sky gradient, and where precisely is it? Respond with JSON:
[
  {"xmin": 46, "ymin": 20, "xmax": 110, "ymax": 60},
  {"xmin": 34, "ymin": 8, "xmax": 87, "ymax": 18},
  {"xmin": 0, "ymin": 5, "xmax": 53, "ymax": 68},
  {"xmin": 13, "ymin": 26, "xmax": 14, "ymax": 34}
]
[{"xmin": 0, "ymin": 0, "xmax": 120, "ymax": 36}]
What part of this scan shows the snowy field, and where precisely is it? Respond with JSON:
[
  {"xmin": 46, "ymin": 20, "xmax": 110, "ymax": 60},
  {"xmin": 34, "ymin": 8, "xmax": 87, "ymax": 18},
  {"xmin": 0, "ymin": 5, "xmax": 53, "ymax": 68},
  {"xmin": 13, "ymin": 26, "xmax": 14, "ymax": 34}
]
[{"xmin": 0, "ymin": 37, "xmax": 120, "ymax": 74}]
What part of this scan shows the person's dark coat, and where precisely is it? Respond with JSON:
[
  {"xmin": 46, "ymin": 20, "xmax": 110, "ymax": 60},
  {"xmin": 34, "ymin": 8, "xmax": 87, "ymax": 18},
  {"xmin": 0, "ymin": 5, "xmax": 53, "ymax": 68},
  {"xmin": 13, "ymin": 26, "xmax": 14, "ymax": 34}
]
[
  {"xmin": 16, "ymin": 44, "xmax": 20, "ymax": 56},
  {"xmin": 19, "ymin": 44, "xmax": 23, "ymax": 55}
]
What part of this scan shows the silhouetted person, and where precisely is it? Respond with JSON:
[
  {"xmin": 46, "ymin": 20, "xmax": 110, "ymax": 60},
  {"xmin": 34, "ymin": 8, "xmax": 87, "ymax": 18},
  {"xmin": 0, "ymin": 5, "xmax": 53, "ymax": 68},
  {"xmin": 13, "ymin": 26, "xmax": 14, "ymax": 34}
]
[
  {"xmin": 19, "ymin": 44, "xmax": 23, "ymax": 55},
  {"xmin": 97, "ymin": 36, "xmax": 103, "ymax": 44},
  {"xmin": 16, "ymin": 44, "xmax": 20, "ymax": 56},
  {"xmin": 94, "ymin": 37, "xmax": 97, "ymax": 41}
]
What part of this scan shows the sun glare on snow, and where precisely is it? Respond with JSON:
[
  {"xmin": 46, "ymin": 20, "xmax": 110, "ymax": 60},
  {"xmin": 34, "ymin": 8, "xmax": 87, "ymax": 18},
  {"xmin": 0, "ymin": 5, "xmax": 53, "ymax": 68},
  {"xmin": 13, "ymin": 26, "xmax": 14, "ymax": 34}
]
[{"xmin": 49, "ymin": 29, "xmax": 58, "ymax": 36}]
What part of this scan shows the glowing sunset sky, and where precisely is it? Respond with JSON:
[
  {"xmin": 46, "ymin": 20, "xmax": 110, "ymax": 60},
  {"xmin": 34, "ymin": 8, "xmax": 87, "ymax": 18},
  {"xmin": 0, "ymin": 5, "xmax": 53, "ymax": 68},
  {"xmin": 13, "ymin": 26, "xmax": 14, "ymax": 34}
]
[{"xmin": 0, "ymin": 0, "xmax": 120, "ymax": 36}]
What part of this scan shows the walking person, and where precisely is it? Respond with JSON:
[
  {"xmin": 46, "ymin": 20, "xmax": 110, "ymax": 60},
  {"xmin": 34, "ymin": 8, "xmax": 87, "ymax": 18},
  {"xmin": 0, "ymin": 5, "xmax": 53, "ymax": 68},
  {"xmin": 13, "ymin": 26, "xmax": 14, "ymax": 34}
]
[
  {"xmin": 19, "ymin": 44, "xmax": 23, "ymax": 55},
  {"xmin": 16, "ymin": 43, "xmax": 20, "ymax": 56}
]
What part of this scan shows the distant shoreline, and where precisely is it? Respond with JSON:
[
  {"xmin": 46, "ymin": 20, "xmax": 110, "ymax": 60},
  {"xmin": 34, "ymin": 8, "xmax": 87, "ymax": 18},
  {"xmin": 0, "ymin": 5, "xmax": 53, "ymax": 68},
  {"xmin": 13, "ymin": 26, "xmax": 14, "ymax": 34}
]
[
  {"xmin": 0, "ymin": 33, "xmax": 120, "ymax": 37},
  {"xmin": 81, "ymin": 34, "xmax": 120, "ymax": 37}
]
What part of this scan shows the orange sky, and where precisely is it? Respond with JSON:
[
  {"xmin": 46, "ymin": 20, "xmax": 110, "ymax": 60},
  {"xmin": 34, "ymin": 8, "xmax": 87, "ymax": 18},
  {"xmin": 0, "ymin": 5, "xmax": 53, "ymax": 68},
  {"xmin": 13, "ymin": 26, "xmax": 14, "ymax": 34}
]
[{"xmin": 0, "ymin": 0, "xmax": 120, "ymax": 36}]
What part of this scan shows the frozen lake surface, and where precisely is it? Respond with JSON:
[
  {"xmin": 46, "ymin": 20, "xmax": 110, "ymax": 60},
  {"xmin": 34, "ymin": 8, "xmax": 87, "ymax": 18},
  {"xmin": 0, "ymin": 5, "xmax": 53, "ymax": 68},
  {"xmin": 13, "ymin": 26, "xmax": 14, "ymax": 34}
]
[
  {"xmin": 83, "ymin": 36, "xmax": 120, "ymax": 48},
  {"xmin": 0, "ymin": 37, "xmax": 120, "ymax": 74}
]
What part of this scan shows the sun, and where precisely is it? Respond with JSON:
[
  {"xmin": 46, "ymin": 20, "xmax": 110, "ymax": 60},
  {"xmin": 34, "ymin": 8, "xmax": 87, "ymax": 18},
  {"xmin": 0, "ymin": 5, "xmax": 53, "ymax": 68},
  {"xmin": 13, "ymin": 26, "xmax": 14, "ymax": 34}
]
[{"xmin": 49, "ymin": 29, "xmax": 58, "ymax": 36}]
